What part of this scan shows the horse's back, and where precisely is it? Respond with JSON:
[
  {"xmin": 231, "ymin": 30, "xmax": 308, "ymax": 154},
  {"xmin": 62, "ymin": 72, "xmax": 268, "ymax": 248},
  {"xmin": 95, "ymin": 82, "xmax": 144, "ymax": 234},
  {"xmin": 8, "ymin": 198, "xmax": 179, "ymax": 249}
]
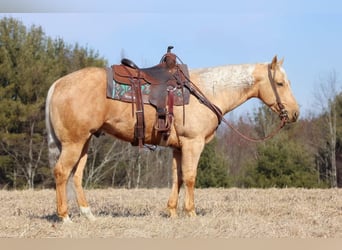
[{"xmin": 53, "ymin": 67, "xmax": 106, "ymax": 91}]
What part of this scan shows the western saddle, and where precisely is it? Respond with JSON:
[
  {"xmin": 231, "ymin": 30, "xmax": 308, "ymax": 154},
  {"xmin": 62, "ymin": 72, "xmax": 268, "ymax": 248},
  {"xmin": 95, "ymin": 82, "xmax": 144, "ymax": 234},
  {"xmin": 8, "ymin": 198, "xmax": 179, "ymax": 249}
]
[{"xmin": 109, "ymin": 46, "xmax": 190, "ymax": 147}]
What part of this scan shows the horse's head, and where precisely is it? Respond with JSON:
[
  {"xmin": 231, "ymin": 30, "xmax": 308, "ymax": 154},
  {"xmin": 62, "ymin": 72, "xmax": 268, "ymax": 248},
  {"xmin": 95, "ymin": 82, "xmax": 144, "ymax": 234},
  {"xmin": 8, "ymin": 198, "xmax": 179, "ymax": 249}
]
[{"xmin": 257, "ymin": 56, "xmax": 299, "ymax": 123}]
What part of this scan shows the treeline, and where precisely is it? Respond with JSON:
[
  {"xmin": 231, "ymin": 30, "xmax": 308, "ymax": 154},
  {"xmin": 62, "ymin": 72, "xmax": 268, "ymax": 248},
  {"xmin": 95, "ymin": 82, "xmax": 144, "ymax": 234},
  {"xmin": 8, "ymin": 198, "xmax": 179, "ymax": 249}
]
[
  {"xmin": 0, "ymin": 17, "xmax": 106, "ymax": 189},
  {"xmin": 0, "ymin": 17, "xmax": 340, "ymax": 189}
]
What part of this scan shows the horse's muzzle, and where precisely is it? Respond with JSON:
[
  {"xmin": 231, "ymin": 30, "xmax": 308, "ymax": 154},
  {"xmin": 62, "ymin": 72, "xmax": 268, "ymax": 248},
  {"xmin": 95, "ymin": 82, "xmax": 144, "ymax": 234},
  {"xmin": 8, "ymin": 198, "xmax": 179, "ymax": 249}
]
[
  {"xmin": 279, "ymin": 108, "xmax": 299, "ymax": 123},
  {"xmin": 285, "ymin": 109, "xmax": 299, "ymax": 123}
]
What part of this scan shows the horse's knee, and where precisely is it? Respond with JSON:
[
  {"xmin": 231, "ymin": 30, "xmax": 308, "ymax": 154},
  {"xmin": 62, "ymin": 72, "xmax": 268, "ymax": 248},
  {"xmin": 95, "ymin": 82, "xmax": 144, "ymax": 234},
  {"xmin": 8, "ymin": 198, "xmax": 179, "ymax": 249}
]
[
  {"xmin": 53, "ymin": 165, "xmax": 69, "ymax": 184},
  {"xmin": 183, "ymin": 174, "xmax": 196, "ymax": 188}
]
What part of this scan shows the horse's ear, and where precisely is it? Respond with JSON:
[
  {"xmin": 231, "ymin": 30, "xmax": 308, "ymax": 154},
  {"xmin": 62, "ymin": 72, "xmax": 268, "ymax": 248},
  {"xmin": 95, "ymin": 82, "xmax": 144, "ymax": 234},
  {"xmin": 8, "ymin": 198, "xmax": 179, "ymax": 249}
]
[
  {"xmin": 271, "ymin": 55, "xmax": 278, "ymax": 69},
  {"xmin": 279, "ymin": 57, "xmax": 284, "ymax": 66}
]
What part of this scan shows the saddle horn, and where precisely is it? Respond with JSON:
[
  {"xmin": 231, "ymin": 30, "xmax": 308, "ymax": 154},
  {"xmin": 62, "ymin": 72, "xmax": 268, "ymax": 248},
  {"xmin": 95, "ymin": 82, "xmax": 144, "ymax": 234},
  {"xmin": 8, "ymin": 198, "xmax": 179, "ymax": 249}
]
[
  {"xmin": 167, "ymin": 46, "xmax": 174, "ymax": 53},
  {"xmin": 161, "ymin": 46, "xmax": 176, "ymax": 66}
]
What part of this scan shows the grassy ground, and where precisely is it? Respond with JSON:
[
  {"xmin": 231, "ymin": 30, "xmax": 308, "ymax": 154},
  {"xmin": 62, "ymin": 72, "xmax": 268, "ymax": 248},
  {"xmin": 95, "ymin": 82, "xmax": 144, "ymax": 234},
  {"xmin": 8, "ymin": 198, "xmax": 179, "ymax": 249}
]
[{"xmin": 1, "ymin": 188, "xmax": 342, "ymax": 238}]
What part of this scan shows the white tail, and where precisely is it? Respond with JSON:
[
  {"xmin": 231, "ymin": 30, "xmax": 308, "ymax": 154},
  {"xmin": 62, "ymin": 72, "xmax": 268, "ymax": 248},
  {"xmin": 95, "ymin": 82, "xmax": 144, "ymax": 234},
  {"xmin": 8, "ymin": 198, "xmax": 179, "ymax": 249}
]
[{"xmin": 45, "ymin": 82, "xmax": 61, "ymax": 168}]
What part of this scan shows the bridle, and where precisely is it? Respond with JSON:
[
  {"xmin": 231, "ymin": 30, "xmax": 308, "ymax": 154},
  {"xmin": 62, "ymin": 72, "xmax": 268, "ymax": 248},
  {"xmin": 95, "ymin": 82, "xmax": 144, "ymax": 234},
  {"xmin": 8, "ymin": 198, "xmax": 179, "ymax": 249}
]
[
  {"xmin": 267, "ymin": 63, "xmax": 289, "ymax": 122},
  {"xmin": 217, "ymin": 64, "xmax": 289, "ymax": 142},
  {"xmin": 179, "ymin": 62, "xmax": 289, "ymax": 142}
]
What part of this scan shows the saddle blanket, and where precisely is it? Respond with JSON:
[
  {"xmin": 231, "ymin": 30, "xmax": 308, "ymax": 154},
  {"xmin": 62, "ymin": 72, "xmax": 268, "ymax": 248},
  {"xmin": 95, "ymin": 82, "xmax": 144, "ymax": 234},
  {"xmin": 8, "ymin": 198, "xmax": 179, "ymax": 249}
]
[{"xmin": 106, "ymin": 68, "xmax": 190, "ymax": 106}]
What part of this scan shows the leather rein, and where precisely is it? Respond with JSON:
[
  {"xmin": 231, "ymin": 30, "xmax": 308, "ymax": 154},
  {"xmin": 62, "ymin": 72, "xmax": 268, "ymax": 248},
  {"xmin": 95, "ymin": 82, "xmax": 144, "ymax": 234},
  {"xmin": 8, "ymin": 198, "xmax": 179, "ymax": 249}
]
[{"xmin": 179, "ymin": 63, "xmax": 288, "ymax": 142}]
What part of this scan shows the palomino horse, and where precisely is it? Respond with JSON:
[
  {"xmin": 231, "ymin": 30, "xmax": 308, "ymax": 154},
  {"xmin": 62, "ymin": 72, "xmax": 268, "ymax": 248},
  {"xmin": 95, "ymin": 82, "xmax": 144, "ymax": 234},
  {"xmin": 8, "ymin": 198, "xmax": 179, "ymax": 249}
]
[{"xmin": 45, "ymin": 55, "xmax": 299, "ymax": 222}]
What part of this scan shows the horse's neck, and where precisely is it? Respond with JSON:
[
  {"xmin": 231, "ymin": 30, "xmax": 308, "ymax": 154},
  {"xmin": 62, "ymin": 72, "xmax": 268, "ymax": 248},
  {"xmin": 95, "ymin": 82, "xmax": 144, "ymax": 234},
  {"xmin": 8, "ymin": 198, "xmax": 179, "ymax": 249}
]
[{"xmin": 190, "ymin": 63, "xmax": 259, "ymax": 114}]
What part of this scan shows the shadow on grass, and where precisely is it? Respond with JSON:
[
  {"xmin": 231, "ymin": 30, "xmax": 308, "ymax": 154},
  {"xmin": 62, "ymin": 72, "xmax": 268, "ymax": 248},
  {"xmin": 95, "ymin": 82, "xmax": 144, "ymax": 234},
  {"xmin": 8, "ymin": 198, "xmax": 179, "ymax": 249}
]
[
  {"xmin": 97, "ymin": 207, "xmax": 151, "ymax": 218},
  {"xmin": 97, "ymin": 206, "xmax": 211, "ymax": 218},
  {"xmin": 30, "ymin": 206, "xmax": 211, "ymax": 222},
  {"xmin": 30, "ymin": 213, "xmax": 60, "ymax": 223}
]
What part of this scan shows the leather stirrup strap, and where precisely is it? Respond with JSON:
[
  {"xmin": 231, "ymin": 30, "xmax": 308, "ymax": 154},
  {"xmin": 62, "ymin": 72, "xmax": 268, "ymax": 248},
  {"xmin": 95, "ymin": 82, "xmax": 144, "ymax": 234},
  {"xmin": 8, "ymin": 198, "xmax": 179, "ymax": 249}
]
[{"xmin": 133, "ymin": 73, "xmax": 145, "ymax": 147}]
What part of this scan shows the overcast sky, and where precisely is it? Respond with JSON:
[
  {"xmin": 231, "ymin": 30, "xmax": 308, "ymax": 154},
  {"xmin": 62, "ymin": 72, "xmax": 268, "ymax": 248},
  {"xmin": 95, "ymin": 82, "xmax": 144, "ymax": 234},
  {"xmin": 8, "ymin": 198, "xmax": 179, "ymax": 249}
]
[{"xmin": 1, "ymin": 0, "xmax": 342, "ymax": 117}]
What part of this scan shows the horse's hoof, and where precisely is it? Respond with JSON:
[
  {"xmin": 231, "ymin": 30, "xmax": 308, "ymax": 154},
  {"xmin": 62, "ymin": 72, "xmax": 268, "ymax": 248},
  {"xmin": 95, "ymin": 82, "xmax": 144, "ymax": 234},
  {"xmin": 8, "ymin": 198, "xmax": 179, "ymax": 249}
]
[
  {"xmin": 61, "ymin": 215, "xmax": 73, "ymax": 224},
  {"xmin": 167, "ymin": 208, "xmax": 178, "ymax": 218},
  {"xmin": 186, "ymin": 210, "xmax": 197, "ymax": 218},
  {"xmin": 80, "ymin": 206, "xmax": 96, "ymax": 222}
]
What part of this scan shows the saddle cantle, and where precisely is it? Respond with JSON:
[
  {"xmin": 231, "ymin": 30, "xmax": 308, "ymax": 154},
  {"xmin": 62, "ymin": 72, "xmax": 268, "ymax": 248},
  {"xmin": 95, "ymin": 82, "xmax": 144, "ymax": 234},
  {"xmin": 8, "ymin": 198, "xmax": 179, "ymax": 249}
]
[{"xmin": 106, "ymin": 46, "xmax": 190, "ymax": 147}]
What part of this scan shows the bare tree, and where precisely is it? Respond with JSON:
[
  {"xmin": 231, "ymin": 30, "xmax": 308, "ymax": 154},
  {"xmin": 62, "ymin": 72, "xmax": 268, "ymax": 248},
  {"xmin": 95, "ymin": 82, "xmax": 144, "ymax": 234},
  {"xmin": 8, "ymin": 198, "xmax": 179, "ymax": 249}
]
[
  {"xmin": 0, "ymin": 120, "xmax": 47, "ymax": 189},
  {"xmin": 82, "ymin": 131, "xmax": 174, "ymax": 189},
  {"xmin": 84, "ymin": 135, "xmax": 132, "ymax": 188},
  {"xmin": 314, "ymin": 70, "xmax": 340, "ymax": 187}
]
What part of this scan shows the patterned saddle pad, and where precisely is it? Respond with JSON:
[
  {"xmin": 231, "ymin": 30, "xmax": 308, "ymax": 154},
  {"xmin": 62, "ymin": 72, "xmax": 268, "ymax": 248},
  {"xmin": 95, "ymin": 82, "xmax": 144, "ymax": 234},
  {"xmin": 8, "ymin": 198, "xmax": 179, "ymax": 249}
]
[{"xmin": 106, "ymin": 67, "xmax": 190, "ymax": 106}]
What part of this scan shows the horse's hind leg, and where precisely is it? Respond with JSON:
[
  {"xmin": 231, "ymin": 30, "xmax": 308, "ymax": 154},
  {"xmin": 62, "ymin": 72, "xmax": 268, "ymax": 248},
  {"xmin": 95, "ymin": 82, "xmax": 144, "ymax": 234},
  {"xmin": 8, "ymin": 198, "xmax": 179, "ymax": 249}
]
[
  {"xmin": 72, "ymin": 139, "xmax": 96, "ymax": 221},
  {"xmin": 54, "ymin": 142, "xmax": 84, "ymax": 223}
]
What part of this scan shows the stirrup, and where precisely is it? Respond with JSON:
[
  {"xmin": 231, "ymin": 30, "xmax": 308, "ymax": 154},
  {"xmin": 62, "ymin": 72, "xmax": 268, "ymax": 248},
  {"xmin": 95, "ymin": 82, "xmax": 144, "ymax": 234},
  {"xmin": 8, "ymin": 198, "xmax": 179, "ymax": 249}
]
[{"xmin": 154, "ymin": 113, "xmax": 172, "ymax": 132}]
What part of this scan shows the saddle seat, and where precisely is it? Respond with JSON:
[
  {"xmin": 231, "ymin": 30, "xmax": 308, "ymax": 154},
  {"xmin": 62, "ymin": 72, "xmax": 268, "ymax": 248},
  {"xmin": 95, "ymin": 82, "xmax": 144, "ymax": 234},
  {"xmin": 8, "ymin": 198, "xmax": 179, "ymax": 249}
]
[
  {"xmin": 109, "ymin": 46, "xmax": 190, "ymax": 147},
  {"xmin": 120, "ymin": 58, "xmax": 178, "ymax": 85}
]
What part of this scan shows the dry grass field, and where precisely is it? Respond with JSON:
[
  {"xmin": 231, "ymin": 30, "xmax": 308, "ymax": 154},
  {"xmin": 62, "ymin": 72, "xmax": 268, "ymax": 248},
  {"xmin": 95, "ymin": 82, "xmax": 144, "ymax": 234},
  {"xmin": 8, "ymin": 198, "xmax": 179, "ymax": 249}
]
[{"xmin": 1, "ymin": 188, "xmax": 342, "ymax": 238}]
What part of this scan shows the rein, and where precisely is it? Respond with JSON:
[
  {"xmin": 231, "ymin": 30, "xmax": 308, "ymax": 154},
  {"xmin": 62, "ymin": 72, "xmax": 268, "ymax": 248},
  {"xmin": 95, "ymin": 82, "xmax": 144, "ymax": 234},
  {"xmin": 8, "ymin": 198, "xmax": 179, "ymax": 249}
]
[
  {"xmin": 221, "ymin": 116, "xmax": 286, "ymax": 142},
  {"xmin": 179, "ymin": 63, "xmax": 288, "ymax": 142}
]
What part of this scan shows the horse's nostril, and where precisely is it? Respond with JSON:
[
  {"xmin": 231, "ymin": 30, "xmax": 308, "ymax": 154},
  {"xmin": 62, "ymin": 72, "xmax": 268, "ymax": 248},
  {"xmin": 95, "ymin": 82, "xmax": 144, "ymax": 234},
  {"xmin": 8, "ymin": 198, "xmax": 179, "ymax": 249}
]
[{"xmin": 293, "ymin": 111, "xmax": 299, "ymax": 121}]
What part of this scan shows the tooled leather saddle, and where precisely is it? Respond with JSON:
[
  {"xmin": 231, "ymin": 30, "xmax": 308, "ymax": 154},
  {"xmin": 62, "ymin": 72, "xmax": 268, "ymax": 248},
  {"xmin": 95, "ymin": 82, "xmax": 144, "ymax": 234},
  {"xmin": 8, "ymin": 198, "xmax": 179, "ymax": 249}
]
[{"xmin": 106, "ymin": 46, "xmax": 190, "ymax": 147}]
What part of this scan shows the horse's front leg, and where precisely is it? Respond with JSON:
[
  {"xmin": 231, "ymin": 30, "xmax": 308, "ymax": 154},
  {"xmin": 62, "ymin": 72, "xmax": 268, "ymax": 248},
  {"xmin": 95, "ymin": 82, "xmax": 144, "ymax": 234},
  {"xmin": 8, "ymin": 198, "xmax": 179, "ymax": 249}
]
[
  {"xmin": 167, "ymin": 149, "xmax": 183, "ymax": 218},
  {"xmin": 181, "ymin": 139, "xmax": 205, "ymax": 217}
]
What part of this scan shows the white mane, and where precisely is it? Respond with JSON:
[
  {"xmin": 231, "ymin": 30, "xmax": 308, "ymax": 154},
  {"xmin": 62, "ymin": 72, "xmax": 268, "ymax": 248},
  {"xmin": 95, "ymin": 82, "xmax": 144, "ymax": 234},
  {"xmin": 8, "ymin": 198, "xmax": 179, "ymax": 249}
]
[{"xmin": 190, "ymin": 64, "xmax": 256, "ymax": 95}]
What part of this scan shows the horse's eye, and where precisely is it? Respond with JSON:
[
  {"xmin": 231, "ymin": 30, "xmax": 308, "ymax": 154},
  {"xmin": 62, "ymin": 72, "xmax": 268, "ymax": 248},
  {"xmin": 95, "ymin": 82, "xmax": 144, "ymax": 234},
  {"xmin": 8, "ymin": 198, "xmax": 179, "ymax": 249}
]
[{"xmin": 277, "ymin": 82, "xmax": 284, "ymax": 86}]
